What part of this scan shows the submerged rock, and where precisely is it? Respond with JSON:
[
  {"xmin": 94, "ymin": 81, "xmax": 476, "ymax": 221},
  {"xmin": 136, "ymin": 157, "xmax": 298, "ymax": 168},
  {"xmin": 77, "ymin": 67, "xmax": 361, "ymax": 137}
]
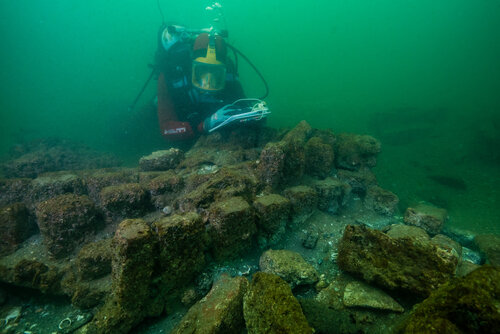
[
  {"xmin": 138, "ymin": 148, "xmax": 185, "ymax": 171},
  {"xmin": 172, "ymin": 274, "xmax": 248, "ymax": 334},
  {"xmin": 35, "ymin": 194, "xmax": 102, "ymax": 258},
  {"xmin": 404, "ymin": 203, "xmax": 447, "ymax": 235},
  {"xmin": 243, "ymin": 272, "xmax": 313, "ymax": 334},
  {"xmin": 0, "ymin": 203, "xmax": 37, "ymax": 256},
  {"xmin": 343, "ymin": 280, "xmax": 404, "ymax": 313},
  {"xmin": 401, "ymin": 265, "xmax": 500, "ymax": 334},
  {"xmin": 259, "ymin": 249, "xmax": 319, "ymax": 289},
  {"xmin": 337, "ymin": 225, "xmax": 458, "ymax": 297}
]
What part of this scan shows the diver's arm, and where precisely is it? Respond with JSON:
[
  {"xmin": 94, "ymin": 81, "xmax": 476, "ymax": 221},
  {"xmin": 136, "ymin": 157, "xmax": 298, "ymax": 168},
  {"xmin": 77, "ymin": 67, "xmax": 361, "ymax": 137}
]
[{"xmin": 157, "ymin": 72, "xmax": 194, "ymax": 140}]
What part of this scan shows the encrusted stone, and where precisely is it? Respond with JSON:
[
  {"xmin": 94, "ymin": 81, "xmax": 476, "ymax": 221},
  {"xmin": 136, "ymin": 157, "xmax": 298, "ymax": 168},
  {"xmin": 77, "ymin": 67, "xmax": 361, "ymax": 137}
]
[
  {"xmin": 36, "ymin": 194, "xmax": 101, "ymax": 258},
  {"xmin": 259, "ymin": 249, "xmax": 319, "ymax": 289},
  {"xmin": 172, "ymin": 274, "xmax": 248, "ymax": 333},
  {"xmin": 139, "ymin": 149, "xmax": 184, "ymax": 171},
  {"xmin": 208, "ymin": 197, "xmax": 256, "ymax": 261}
]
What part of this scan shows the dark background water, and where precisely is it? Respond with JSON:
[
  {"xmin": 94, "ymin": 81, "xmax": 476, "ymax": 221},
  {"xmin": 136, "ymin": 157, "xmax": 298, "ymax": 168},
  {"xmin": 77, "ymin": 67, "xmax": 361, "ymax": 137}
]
[{"xmin": 1, "ymin": 0, "xmax": 499, "ymax": 232}]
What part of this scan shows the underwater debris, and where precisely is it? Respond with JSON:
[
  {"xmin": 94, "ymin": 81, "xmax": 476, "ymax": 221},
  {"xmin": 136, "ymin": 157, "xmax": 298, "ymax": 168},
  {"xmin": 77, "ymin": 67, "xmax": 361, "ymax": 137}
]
[{"xmin": 427, "ymin": 174, "xmax": 467, "ymax": 190}]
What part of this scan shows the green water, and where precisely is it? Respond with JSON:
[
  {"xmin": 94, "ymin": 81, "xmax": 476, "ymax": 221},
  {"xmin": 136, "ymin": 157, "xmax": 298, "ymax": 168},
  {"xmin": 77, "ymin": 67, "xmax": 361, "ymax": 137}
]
[{"xmin": 1, "ymin": 0, "xmax": 499, "ymax": 233}]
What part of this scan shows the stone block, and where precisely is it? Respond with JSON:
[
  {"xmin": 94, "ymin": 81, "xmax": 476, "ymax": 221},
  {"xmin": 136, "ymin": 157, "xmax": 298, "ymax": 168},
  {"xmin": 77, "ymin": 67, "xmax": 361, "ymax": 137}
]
[
  {"xmin": 172, "ymin": 274, "xmax": 248, "ymax": 334},
  {"xmin": 76, "ymin": 239, "xmax": 112, "ymax": 281},
  {"xmin": 100, "ymin": 183, "xmax": 151, "ymax": 219},
  {"xmin": 36, "ymin": 194, "xmax": 101, "ymax": 258},
  {"xmin": 208, "ymin": 197, "xmax": 256, "ymax": 261},
  {"xmin": 314, "ymin": 177, "xmax": 351, "ymax": 214},
  {"xmin": 253, "ymin": 194, "xmax": 290, "ymax": 246},
  {"xmin": 0, "ymin": 203, "xmax": 37, "ymax": 256},
  {"xmin": 153, "ymin": 212, "xmax": 207, "ymax": 291},
  {"xmin": 365, "ymin": 185, "xmax": 399, "ymax": 216}
]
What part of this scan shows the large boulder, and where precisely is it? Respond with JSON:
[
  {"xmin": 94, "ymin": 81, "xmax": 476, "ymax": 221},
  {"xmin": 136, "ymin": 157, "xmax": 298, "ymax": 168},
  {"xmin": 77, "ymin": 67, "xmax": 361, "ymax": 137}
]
[
  {"xmin": 243, "ymin": 272, "xmax": 313, "ymax": 334},
  {"xmin": 402, "ymin": 265, "xmax": 500, "ymax": 334},
  {"xmin": 35, "ymin": 194, "xmax": 102, "ymax": 258},
  {"xmin": 208, "ymin": 197, "xmax": 256, "ymax": 261},
  {"xmin": 259, "ymin": 249, "xmax": 319, "ymax": 289},
  {"xmin": 337, "ymin": 224, "xmax": 458, "ymax": 297},
  {"xmin": 0, "ymin": 203, "xmax": 37, "ymax": 256},
  {"xmin": 171, "ymin": 274, "xmax": 248, "ymax": 334}
]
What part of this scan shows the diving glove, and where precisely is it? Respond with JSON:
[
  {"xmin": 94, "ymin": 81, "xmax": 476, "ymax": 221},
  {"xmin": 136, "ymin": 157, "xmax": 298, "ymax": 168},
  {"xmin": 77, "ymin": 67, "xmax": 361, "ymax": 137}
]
[{"xmin": 202, "ymin": 99, "xmax": 270, "ymax": 133}]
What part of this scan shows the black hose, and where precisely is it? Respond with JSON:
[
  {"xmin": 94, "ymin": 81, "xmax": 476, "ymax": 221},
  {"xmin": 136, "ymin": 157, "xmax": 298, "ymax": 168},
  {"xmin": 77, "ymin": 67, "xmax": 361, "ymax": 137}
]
[
  {"xmin": 157, "ymin": 0, "xmax": 165, "ymax": 25},
  {"xmin": 128, "ymin": 67, "xmax": 155, "ymax": 112},
  {"xmin": 227, "ymin": 44, "xmax": 269, "ymax": 100}
]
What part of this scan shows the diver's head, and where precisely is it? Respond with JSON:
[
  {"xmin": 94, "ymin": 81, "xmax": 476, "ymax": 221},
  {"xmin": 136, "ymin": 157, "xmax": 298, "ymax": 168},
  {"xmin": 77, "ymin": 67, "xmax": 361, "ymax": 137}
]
[{"xmin": 191, "ymin": 33, "xmax": 227, "ymax": 92}]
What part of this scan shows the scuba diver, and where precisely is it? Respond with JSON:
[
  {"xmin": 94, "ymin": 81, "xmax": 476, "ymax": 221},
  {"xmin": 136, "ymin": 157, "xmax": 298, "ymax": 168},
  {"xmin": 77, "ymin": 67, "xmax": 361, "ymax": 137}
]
[{"xmin": 153, "ymin": 24, "xmax": 270, "ymax": 141}]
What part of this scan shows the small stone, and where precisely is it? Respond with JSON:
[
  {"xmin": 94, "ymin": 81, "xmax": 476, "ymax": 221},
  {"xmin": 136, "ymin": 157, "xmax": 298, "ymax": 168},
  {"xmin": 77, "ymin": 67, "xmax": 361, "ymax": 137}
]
[
  {"xmin": 302, "ymin": 228, "xmax": 319, "ymax": 249},
  {"xmin": 139, "ymin": 149, "xmax": 184, "ymax": 171},
  {"xmin": 343, "ymin": 280, "xmax": 404, "ymax": 313},
  {"xmin": 404, "ymin": 203, "xmax": 447, "ymax": 235}
]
